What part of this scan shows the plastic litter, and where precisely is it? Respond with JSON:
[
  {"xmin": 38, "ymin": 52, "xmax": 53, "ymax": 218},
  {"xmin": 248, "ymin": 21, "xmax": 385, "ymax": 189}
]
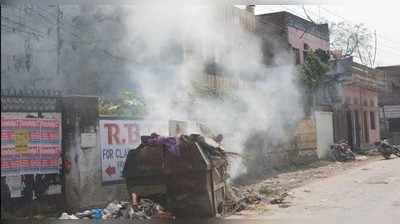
[
  {"xmin": 59, "ymin": 212, "xmax": 79, "ymax": 219},
  {"xmin": 90, "ymin": 208, "xmax": 103, "ymax": 219},
  {"xmin": 59, "ymin": 199, "xmax": 175, "ymax": 220}
]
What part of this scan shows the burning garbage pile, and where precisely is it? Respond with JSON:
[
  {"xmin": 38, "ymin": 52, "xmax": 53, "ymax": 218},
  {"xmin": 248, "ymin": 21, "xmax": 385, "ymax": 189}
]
[
  {"xmin": 122, "ymin": 133, "xmax": 231, "ymax": 218},
  {"xmin": 58, "ymin": 132, "xmax": 267, "ymax": 219},
  {"xmin": 59, "ymin": 132, "xmax": 234, "ymax": 220}
]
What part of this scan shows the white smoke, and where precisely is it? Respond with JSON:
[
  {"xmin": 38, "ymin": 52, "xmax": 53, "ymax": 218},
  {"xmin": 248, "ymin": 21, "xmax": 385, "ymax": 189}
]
[{"xmin": 121, "ymin": 1, "xmax": 304, "ymax": 178}]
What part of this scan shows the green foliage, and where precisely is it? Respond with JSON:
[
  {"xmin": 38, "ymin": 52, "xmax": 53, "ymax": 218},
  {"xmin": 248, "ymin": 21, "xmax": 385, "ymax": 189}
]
[
  {"xmin": 300, "ymin": 50, "xmax": 330, "ymax": 92},
  {"xmin": 98, "ymin": 91, "xmax": 146, "ymax": 117}
]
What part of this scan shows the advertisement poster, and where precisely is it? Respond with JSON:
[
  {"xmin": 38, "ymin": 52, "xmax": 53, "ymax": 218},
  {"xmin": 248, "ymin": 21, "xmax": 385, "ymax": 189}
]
[
  {"xmin": 99, "ymin": 120, "xmax": 141, "ymax": 183},
  {"xmin": 1, "ymin": 117, "xmax": 61, "ymax": 176}
]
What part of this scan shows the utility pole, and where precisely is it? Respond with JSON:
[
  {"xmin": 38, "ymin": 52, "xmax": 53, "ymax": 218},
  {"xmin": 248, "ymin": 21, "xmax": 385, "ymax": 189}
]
[
  {"xmin": 56, "ymin": 4, "xmax": 61, "ymax": 76},
  {"xmin": 373, "ymin": 30, "xmax": 377, "ymax": 67}
]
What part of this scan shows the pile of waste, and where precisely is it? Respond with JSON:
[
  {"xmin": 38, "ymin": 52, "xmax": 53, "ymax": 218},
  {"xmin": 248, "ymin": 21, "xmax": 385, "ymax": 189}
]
[
  {"xmin": 60, "ymin": 133, "xmax": 239, "ymax": 219},
  {"xmin": 59, "ymin": 199, "xmax": 175, "ymax": 220},
  {"xmin": 223, "ymin": 186, "xmax": 265, "ymax": 213},
  {"xmin": 121, "ymin": 133, "xmax": 233, "ymax": 217}
]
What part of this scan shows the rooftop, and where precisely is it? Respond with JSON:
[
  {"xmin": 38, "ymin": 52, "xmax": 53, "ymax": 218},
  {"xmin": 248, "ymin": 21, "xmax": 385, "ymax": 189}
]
[{"xmin": 256, "ymin": 11, "xmax": 329, "ymax": 41}]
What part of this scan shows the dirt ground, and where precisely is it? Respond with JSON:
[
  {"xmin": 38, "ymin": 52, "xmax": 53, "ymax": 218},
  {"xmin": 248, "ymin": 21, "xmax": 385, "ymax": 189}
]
[{"xmin": 230, "ymin": 154, "xmax": 382, "ymax": 216}]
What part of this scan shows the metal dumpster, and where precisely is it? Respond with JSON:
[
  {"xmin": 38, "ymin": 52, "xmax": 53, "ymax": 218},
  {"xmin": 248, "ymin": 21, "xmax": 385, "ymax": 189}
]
[{"xmin": 122, "ymin": 134, "xmax": 228, "ymax": 217}]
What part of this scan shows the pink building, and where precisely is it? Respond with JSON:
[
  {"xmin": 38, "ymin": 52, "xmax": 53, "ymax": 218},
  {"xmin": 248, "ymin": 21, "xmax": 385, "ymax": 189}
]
[
  {"xmin": 342, "ymin": 62, "xmax": 382, "ymax": 148},
  {"xmin": 255, "ymin": 11, "xmax": 329, "ymax": 65},
  {"xmin": 320, "ymin": 58, "xmax": 382, "ymax": 149},
  {"xmin": 256, "ymin": 12, "xmax": 381, "ymax": 149}
]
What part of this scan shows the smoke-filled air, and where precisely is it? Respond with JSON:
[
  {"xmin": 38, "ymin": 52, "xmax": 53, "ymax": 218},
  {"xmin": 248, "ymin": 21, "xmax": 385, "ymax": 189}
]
[{"xmin": 121, "ymin": 1, "xmax": 304, "ymax": 178}]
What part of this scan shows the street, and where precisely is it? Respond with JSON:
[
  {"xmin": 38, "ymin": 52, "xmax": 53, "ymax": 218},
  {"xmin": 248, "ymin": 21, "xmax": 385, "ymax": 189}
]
[
  {"xmin": 2, "ymin": 1, "xmax": 400, "ymax": 222},
  {"xmin": 3, "ymin": 157, "xmax": 400, "ymax": 224},
  {"xmin": 228, "ymin": 157, "xmax": 400, "ymax": 223}
]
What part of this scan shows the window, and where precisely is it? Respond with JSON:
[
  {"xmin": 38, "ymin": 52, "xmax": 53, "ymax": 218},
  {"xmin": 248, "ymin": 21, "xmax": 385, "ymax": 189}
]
[
  {"xmin": 345, "ymin": 97, "xmax": 351, "ymax": 105},
  {"xmin": 370, "ymin": 111, "xmax": 376, "ymax": 130},
  {"xmin": 303, "ymin": 43, "xmax": 310, "ymax": 62},
  {"xmin": 292, "ymin": 48, "xmax": 300, "ymax": 65},
  {"xmin": 389, "ymin": 118, "xmax": 400, "ymax": 132}
]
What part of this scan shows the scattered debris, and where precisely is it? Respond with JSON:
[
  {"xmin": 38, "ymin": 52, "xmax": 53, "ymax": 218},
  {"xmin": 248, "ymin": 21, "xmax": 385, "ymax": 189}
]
[
  {"xmin": 278, "ymin": 203, "xmax": 291, "ymax": 208},
  {"xmin": 355, "ymin": 155, "xmax": 368, "ymax": 161},
  {"xmin": 365, "ymin": 181, "xmax": 389, "ymax": 185},
  {"xmin": 127, "ymin": 199, "xmax": 175, "ymax": 220},
  {"xmin": 270, "ymin": 193, "xmax": 289, "ymax": 205},
  {"xmin": 59, "ymin": 212, "xmax": 79, "ymax": 219},
  {"xmin": 59, "ymin": 199, "xmax": 175, "ymax": 220},
  {"xmin": 228, "ymin": 155, "xmax": 380, "ymax": 215}
]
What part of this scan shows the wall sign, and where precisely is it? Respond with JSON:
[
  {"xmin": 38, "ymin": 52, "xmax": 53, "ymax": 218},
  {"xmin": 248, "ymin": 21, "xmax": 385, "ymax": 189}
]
[
  {"xmin": 99, "ymin": 120, "xmax": 141, "ymax": 183},
  {"xmin": 1, "ymin": 117, "xmax": 62, "ymax": 176},
  {"xmin": 15, "ymin": 129, "xmax": 29, "ymax": 153},
  {"xmin": 81, "ymin": 133, "xmax": 97, "ymax": 148}
]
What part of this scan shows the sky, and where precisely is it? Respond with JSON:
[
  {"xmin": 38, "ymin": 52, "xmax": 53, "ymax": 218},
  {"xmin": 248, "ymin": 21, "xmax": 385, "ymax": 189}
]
[{"xmin": 252, "ymin": 0, "xmax": 400, "ymax": 67}]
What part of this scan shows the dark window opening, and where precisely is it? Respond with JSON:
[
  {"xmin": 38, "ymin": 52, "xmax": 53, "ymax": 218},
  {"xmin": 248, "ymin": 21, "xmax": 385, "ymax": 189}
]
[
  {"xmin": 303, "ymin": 43, "xmax": 310, "ymax": 62},
  {"xmin": 363, "ymin": 111, "xmax": 369, "ymax": 142},
  {"xmin": 389, "ymin": 118, "xmax": 400, "ymax": 132},
  {"xmin": 345, "ymin": 97, "xmax": 351, "ymax": 105},
  {"xmin": 370, "ymin": 111, "xmax": 376, "ymax": 130},
  {"xmin": 292, "ymin": 48, "xmax": 300, "ymax": 65}
]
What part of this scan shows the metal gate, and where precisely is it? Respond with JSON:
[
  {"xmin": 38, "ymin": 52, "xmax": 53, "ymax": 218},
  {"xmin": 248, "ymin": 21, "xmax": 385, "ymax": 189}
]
[{"xmin": 1, "ymin": 89, "xmax": 64, "ymax": 218}]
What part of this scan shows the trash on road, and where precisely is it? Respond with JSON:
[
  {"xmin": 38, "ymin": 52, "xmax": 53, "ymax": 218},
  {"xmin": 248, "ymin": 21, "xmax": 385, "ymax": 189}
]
[
  {"xmin": 58, "ymin": 212, "xmax": 79, "ymax": 219},
  {"xmin": 59, "ymin": 199, "xmax": 175, "ymax": 220}
]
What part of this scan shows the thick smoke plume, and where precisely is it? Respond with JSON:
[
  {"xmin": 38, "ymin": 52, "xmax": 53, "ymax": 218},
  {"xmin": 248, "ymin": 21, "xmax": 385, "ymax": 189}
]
[{"xmin": 121, "ymin": 1, "xmax": 304, "ymax": 178}]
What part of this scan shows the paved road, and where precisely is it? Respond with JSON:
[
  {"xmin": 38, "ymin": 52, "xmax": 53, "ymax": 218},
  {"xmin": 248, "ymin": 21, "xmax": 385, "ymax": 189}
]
[
  {"xmin": 235, "ymin": 157, "xmax": 400, "ymax": 223},
  {"xmin": 7, "ymin": 158, "xmax": 399, "ymax": 224}
]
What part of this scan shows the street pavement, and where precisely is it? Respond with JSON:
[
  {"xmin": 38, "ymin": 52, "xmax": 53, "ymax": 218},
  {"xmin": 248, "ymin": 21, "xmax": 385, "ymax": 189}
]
[
  {"xmin": 5, "ymin": 157, "xmax": 399, "ymax": 224},
  {"xmin": 228, "ymin": 156, "xmax": 400, "ymax": 223}
]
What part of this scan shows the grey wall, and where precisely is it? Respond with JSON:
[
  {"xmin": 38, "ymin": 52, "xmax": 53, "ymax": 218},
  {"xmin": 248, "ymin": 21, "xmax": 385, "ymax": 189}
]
[
  {"xmin": 62, "ymin": 96, "xmax": 127, "ymax": 209},
  {"xmin": 1, "ymin": 3, "xmax": 60, "ymax": 90},
  {"xmin": 1, "ymin": 3, "xmax": 136, "ymax": 97}
]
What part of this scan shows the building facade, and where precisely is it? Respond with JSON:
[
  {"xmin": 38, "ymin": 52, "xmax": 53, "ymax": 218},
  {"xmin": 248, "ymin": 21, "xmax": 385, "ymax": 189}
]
[
  {"xmin": 318, "ymin": 57, "xmax": 383, "ymax": 149},
  {"xmin": 255, "ymin": 11, "xmax": 329, "ymax": 65},
  {"xmin": 376, "ymin": 65, "xmax": 400, "ymax": 144}
]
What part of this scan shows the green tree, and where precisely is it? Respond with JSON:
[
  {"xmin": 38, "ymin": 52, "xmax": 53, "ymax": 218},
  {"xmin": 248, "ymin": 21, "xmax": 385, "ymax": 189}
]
[
  {"xmin": 98, "ymin": 91, "xmax": 146, "ymax": 117},
  {"xmin": 300, "ymin": 49, "xmax": 330, "ymax": 113}
]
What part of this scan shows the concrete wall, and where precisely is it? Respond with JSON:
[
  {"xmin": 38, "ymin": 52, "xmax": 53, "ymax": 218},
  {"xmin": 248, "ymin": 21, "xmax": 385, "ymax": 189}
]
[
  {"xmin": 62, "ymin": 96, "xmax": 127, "ymax": 210},
  {"xmin": 1, "ymin": 4, "xmax": 60, "ymax": 90},
  {"xmin": 314, "ymin": 111, "xmax": 334, "ymax": 159},
  {"xmin": 1, "ymin": 4, "xmax": 138, "ymax": 97}
]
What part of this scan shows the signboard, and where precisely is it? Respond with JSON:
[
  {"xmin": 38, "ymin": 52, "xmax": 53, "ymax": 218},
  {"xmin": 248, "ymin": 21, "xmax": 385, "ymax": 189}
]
[
  {"xmin": 81, "ymin": 133, "xmax": 97, "ymax": 148},
  {"xmin": 15, "ymin": 129, "xmax": 29, "ymax": 153},
  {"xmin": 99, "ymin": 120, "xmax": 141, "ymax": 183},
  {"xmin": 1, "ymin": 117, "xmax": 61, "ymax": 176}
]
